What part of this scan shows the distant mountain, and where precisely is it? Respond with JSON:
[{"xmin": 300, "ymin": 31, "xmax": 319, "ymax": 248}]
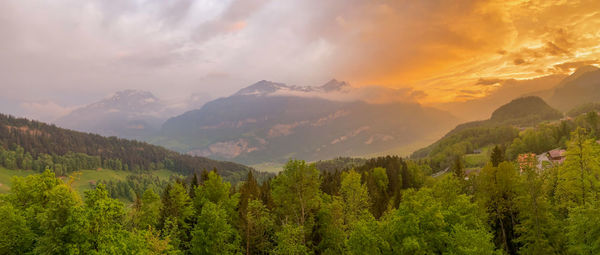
[
  {"xmin": 156, "ymin": 80, "xmax": 458, "ymax": 165},
  {"xmin": 490, "ymin": 96, "xmax": 563, "ymax": 125},
  {"xmin": 233, "ymin": 79, "xmax": 350, "ymax": 96},
  {"xmin": 547, "ymin": 65, "xmax": 600, "ymax": 111},
  {"xmin": 412, "ymin": 96, "xmax": 561, "ymax": 169},
  {"xmin": 56, "ymin": 90, "xmax": 210, "ymax": 140},
  {"xmin": 436, "ymin": 74, "xmax": 566, "ymax": 121},
  {"xmin": 0, "ymin": 113, "xmax": 255, "ymax": 181}
]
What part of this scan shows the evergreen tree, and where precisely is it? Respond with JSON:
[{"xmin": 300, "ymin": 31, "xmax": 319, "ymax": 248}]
[
  {"xmin": 315, "ymin": 196, "xmax": 346, "ymax": 254},
  {"xmin": 476, "ymin": 162, "xmax": 519, "ymax": 254},
  {"xmin": 135, "ymin": 188, "xmax": 161, "ymax": 230},
  {"xmin": 159, "ymin": 182, "xmax": 193, "ymax": 250},
  {"xmin": 490, "ymin": 145, "xmax": 505, "ymax": 167},
  {"xmin": 515, "ymin": 159, "xmax": 560, "ymax": 254},
  {"xmin": 364, "ymin": 167, "xmax": 389, "ymax": 218},
  {"xmin": 242, "ymin": 199, "xmax": 275, "ymax": 255},
  {"xmin": 452, "ymin": 155, "xmax": 465, "ymax": 179},
  {"xmin": 557, "ymin": 128, "xmax": 600, "ymax": 209}
]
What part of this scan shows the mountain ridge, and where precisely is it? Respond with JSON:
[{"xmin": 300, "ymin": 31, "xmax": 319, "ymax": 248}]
[{"xmin": 157, "ymin": 80, "xmax": 458, "ymax": 165}]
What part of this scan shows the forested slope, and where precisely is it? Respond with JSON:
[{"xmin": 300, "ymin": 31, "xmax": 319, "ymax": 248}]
[
  {"xmin": 412, "ymin": 96, "xmax": 562, "ymax": 169},
  {"xmin": 0, "ymin": 113, "xmax": 254, "ymax": 180}
]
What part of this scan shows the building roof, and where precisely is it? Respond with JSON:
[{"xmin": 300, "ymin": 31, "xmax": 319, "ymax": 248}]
[{"xmin": 548, "ymin": 149, "xmax": 566, "ymax": 159}]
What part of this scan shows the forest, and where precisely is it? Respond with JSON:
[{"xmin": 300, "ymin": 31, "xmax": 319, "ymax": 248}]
[
  {"xmin": 0, "ymin": 113, "xmax": 270, "ymax": 183},
  {"xmin": 2, "ymin": 120, "xmax": 600, "ymax": 254}
]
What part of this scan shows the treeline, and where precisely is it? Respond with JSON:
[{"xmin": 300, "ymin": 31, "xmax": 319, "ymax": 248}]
[
  {"xmin": 464, "ymin": 127, "xmax": 600, "ymax": 254},
  {"xmin": 505, "ymin": 111, "xmax": 600, "ymax": 160},
  {"xmin": 1, "ymin": 155, "xmax": 495, "ymax": 254},
  {"xmin": 4, "ymin": 127, "xmax": 600, "ymax": 254},
  {"xmin": 412, "ymin": 96, "xmax": 569, "ymax": 170},
  {"xmin": 414, "ymin": 107, "xmax": 600, "ymax": 172},
  {"xmin": 412, "ymin": 124, "xmax": 519, "ymax": 169},
  {"xmin": 0, "ymin": 113, "xmax": 252, "ymax": 178},
  {"xmin": 96, "ymin": 174, "xmax": 172, "ymax": 202}
]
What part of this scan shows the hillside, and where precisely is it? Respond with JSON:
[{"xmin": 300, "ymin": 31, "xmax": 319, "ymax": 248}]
[
  {"xmin": 489, "ymin": 96, "xmax": 563, "ymax": 125},
  {"xmin": 0, "ymin": 113, "xmax": 254, "ymax": 181},
  {"xmin": 411, "ymin": 96, "xmax": 562, "ymax": 169},
  {"xmin": 155, "ymin": 80, "xmax": 458, "ymax": 165},
  {"xmin": 548, "ymin": 65, "xmax": 600, "ymax": 111}
]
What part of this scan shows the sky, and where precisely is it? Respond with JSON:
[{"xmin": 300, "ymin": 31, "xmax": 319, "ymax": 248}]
[{"xmin": 1, "ymin": 0, "xmax": 600, "ymax": 121}]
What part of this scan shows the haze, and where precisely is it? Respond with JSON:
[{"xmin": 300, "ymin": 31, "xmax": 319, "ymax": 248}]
[{"xmin": 1, "ymin": 0, "xmax": 600, "ymax": 122}]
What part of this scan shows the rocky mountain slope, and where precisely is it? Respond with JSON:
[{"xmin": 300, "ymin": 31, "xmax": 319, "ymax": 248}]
[{"xmin": 156, "ymin": 80, "xmax": 458, "ymax": 164}]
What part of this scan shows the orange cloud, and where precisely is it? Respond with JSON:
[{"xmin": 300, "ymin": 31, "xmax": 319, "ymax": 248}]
[{"xmin": 311, "ymin": 0, "xmax": 600, "ymax": 104}]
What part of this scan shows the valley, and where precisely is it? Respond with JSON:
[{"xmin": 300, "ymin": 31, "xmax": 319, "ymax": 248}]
[{"xmin": 3, "ymin": 1, "xmax": 600, "ymax": 253}]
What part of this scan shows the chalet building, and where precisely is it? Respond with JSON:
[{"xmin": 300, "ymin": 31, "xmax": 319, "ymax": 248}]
[
  {"xmin": 518, "ymin": 153, "xmax": 537, "ymax": 172},
  {"xmin": 533, "ymin": 148, "xmax": 566, "ymax": 170},
  {"xmin": 547, "ymin": 149, "xmax": 566, "ymax": 164}
]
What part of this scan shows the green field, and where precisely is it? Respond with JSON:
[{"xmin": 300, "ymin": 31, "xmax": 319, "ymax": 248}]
[
  {"xmin": 250, "ymin": 162, "xmax": 284, "ymax": 173},
  {"xmin": 0, "ymin": 167, "xmax": 177, "ymax": 196},
  {"xmin": 464, "ymin": 146, "xmax": 491, "ymax": 168}
]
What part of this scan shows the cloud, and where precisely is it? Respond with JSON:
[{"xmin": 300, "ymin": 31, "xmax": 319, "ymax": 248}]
[
  {"xmin": 513, "ymin": 58, "xmax": 526, "ymax": 65},
  {"xmin": 19, "ymin": 101, "xmax": 78, "ymax": 122},
  {"xmin": 2, "ymin": 0, "xmax": 600, "ymax": 117},
  {"xmin": 476, "ymin": 78, "xmax": 505, "ymax": 86},
  {"xmin": 553, "ymin": 60, "xmax": 599, "ymax": 72},
  {"xmin": 269, "ymin": 82, "xmax": 423, "ymax": 104}
]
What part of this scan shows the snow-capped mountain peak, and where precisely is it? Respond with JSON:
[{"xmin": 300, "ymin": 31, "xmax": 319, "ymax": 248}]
[{"xmin": 234, "ymin": 79, "xmax": 350, "ymax": 97}]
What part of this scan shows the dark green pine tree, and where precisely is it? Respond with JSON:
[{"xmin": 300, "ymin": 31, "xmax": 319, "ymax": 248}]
[
  {"xmin": 490, "ymin": 145, "xmax": 505, "ymax": 167},
  {"xmin": 452, "ymin": 155, "xmax": 464, "ymax": 179}
]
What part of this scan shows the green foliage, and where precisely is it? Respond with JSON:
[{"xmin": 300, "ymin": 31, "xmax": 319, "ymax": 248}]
[
  {"xmin": 452, "ymin": 155, "xmax": 465, "ymax": 179},
  {"xmin": 160, "ymin": 182, "xmax": 193, "ymax": 250},
  {"xmin": 190, "ymin": 201, "xmax": 241, "ymax": 255},
  {"xmin": 242, "ymin": 199, "xmax": 275, "ymax": 254},
  {"xmin": 273, "ymin": 224, "xmax": 310, "ymax": 255},
  {"xmin": 506, "ymin": 122, "xmax": 573, "ymax": 160},
  {"xmin": 475, "ymin": 162, "xmax": 520, "ymax": 254},
  {"xmin": 314, "ymin": 157, "xmax": 367, "ymax": 173},
  {"xmin": 515, "ymin": 161, "xmax": 561, "ymax": 254},
  {"xmin": 365, "ymin": 167, "xmax": 390, "ymax": 218},
  {"xmin": 347, "ymin": 175, "xmax": 497, "ymax": 255},
  {"xmin": 566, "ymin": 203, "xmax": 600, "ymax": 254},
  {"xmin": 490, "ymin": 145, "xmax": 505, "ymax": 167},
  {"xmin": 35, "ymin": 185, "xmax": 90, "ymax": 254},
  {"xmin": 0, "ymin": 203, "xmax": 34, "ymax": 254},
  {"xmin": 412, "ymin": 123, "xmax": 519, "ymax": 169},
  {"xmin": 0, "ymin": 113, "xmax": 256, "ymax": 180},
  {"xmin": 556, "ymin": 128, "xmax": 600, "ymax": 208},
  {"xmin": 133, "ymin": 188, "xmax": 162, "ymax": 230},
  {"xmin": 98, "ymin": 173, "xmax": 170, "ymax": 202},
  {"xmin": 9, "ymin": 123, "xmax": 600, "ymax": 255},
  {"xmin": 340, "ymin": 170, "xmax": 372, "ymax": 227},
  {"xmin": 271, "ymin": 160, "xmax": 322, "ymax": 227},
  {"xmin": 315, "ymin": 196, "xmax": 346, "ymax": 254}
]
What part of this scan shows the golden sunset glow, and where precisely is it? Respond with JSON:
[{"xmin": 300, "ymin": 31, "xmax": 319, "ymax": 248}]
[{"xmin": 327, "ymin": 0, "xmax": 600, "ymax": 104}]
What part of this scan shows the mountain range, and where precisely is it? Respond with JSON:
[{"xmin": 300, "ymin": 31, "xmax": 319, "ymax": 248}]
[
  {"xmin": 51, "ymin": 65, "xmax": 600, "ymax": 165},
  {"xmin": 155, "ymin": 79, "xmax": 457, "ymax": 164},
  {"xmin": 56, "ymin": 90, "xmax": 210, "ymax": 140}
]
